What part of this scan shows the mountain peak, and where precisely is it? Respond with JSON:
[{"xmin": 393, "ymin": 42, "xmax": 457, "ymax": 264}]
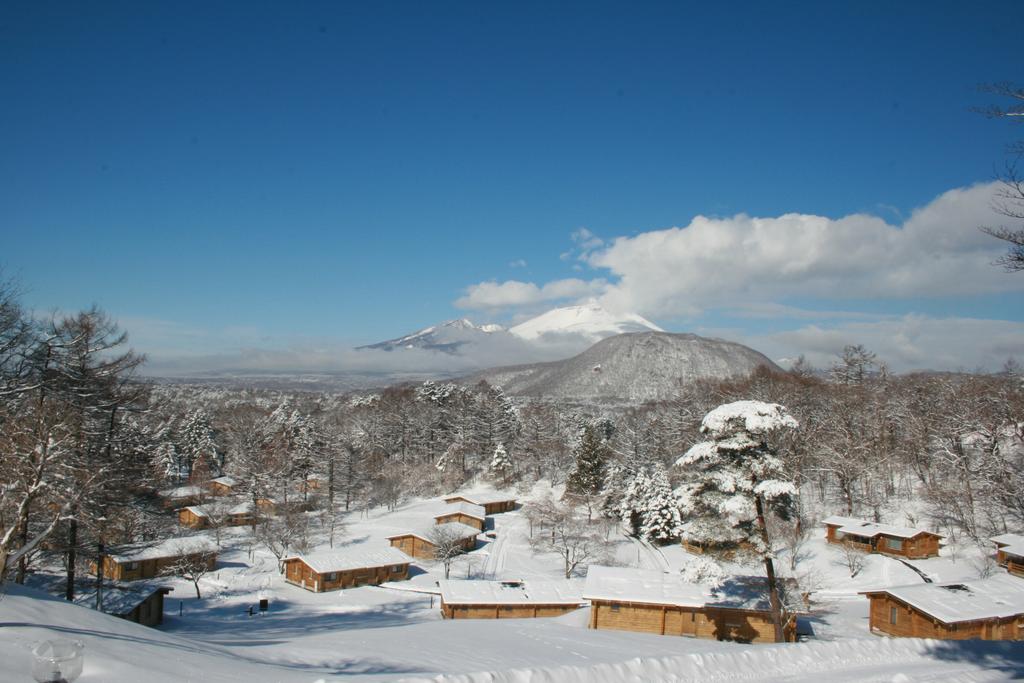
[{"xmin": 509, "ymin": 302, "xmax": 662, "ymax": 342}]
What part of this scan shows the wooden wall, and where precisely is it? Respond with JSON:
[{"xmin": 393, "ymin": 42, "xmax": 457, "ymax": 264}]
[
  {"xmin": 95, "ymin": 552, "xmax": 216, "ymax": 581},
  {"xmin": 435, "ymin": 512, "xmax": 484, "ymax": 530},
  {"xmin": 866, "ymin": 594, "xmax": 1024, "ymax": 640},
  {"xmin": 441, "ymin": 602, "xmax": 580, "ymax": 619},
  {"xmin": 177, "ymin": 509, "xmax": 208, "ymax": 529},
  {"xmin": 284, "ymin": 559, "xmax": 410, "ymax": 592},
  {"xmin": 388, "ymin": 534, "xmax": 474, "ymax": 560},
  {"xmin": 589, "ymin": 600, "xmax": 794, "ymax": 643},
  {"xmin": 120, "ymin": 589, "xmax": 168, "ymax": 627},
  {"xmin": 825, "ymin": 526, "xmax": 940, "ymax": 559}
]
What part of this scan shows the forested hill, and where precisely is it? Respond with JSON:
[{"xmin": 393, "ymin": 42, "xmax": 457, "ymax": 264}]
[{"xmin": 468, "ymin": 332, "xmax": 781, "ymax": 403}]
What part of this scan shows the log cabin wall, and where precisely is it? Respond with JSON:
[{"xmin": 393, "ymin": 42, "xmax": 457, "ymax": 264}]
[
  {"xmin": 589, "ymin": 600, "xmax": 793, "ymax": 643},
  {"xmin": 441, "ymin": 602, "xmax": 580, "ymax": 619},
  {"xmin": 867, "ymin": 594, "xmax": 1024, "ymax": 640},
  {"xmin": 435, "ymin": 512, "xmax": 484, "ymax": 531},
  {"xmin": 284, "ymin": 559, "xmax": 410, "ymax": 592}
]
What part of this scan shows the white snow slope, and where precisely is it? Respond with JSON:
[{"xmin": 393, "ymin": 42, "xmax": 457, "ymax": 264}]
[{"xmin": 510, "ymin": 301, "xmax": 662, "ymax": 343}]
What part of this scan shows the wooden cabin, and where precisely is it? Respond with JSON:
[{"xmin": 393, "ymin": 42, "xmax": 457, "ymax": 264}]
[
  {"xmin": 226, "ymin": 498, "xmax": 276, "ymax": 526},
  {"xmin": 434, "ymin": 502, "xmax": 487, "ymax": 531},
  {"xmin": 282, "ymin": 547, "xmax": 411, "ymax": 593},
  {"xmin": 991, "ymin": 534, "xmax": 1024, "ymax": 577},
  {"xmin": 583, "ymin": 566, "xmax": 796, "ymax": 643},
  {"xmin": 207, "ymin": 476, "xmax": 237, "ymax": 497},
  {"xmin": 94, "ymin": 537, "xmax": 218, "ymax": 582},
  {"xmin": 386, "ymin": 522, "xmax": 479, "ymax": 560},
  {"xmin": 861, "ymin": 575, "xmax": 1024, "ymax": 640},
  {"xmin": 157, "ymin": 485, "xmax": 204, "ymax": 509},
  {"xmin": 75, "ymin": 583, "xmax": 172, "ymax": 627},
  {"xmin": 178, "ymin": 506, "xmax": 210, "ymax": 529},
  {"xmin": 438, "ymin": 579, "xmax": 584, "ymax": 619},
  {"xmin": 443, "ymin": 493, "xmax": 516, "ymax": 515},
  {"xmin": 822, "ymin": 516, "xmax": 942, "ymax": 559}
]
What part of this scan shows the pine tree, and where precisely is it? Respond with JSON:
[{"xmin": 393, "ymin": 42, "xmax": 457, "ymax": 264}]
[
  {"xmin": 489, "ymin": 443, "xmax": 514, "ymax": 486},
  {"xmin": 566, "ymin": 425, "xmax": 612, "ymax": 519},
  {"xmin": 676, "ymin": 400, "xmax": 799, "ymax": 643},
  {"xmin": 639, "ymin": 463, "xmax": 683, "ymax": 544},
  {"xmin": 178, "ymin": 409, "xmax": 217, "ymax": 479},
  {"xmin": 618, "ymin": 467, "xmax": 651, "ymax": 536}
]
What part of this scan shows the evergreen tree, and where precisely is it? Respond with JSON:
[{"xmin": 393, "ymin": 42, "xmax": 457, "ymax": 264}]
[
  {"xmin": 676, "ymin": 400, "xmax": 799, "ymax": 643},
  {"xmin": 489, "ymin": 443, "xmax": 514, "ymax": 486},
  {"xmin": 618, "ymin": 467, "xmax": 651, "ymax": 536},
  {"xmin": 639, "ymin": 463, "xmax": 683, "ymax": 544},
  {"xmin": 566, "ymin": 426, "xmax": 610, "ymax": 497}
]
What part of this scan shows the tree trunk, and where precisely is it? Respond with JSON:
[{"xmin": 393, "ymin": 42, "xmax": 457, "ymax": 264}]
[
  {"xmin": 754, "ymin": 493, "xmax": 786, "ymax": 643},
  {"xmin": 95, "ymin": 542, "xmax": 104, "ymax": 610},
  {"xmin": 194, "ymin": 580, "xmax": 202, "ymax": 599},
  {"xmin": 65, "ymin": 515, "xmax": 77, "ymax": 601}
]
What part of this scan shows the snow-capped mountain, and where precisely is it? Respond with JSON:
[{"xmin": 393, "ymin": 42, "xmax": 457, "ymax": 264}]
[
  {"xmin": 509, "ymin": 301, "xmax": 662, "ymax": 343},
  {"xmin": 358, "ymin": 318, "xmax": 506, "ymax": 354}
]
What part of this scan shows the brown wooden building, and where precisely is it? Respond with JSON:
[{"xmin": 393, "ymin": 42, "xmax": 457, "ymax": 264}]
[
  {"xmin": 583, "ymin": 566, "xmax": 796, "ymax": 643},
  {"xmin": 991, "ymin": 534, "xmax": 1024, "ymax": 577},
  {"xmin": 822, "ymin": 516, "xmax": 942, "ymax": 559},
  {"xmin": 434, "ymin": 502, "xmax": 487, "ymax": 531},
  {"xmin": 282, "ymin": 546, "xmax": 412, "ymax": 593},
  {"xmin": 861, "ymin": 575, "xmax": 1024, "ymax": 640},
  {"xmin": 178, "ymin": 506, "xmax": 211, "ymax": 529},
  {"xmin": 386, "ymin": 522, "xmax": 479, "ymax": 560},
  {"xmin": 157, "ymin": 484, "xmax": 204, "ymax": 509},
  {"xmin": 76, "ymin": 583, "xmax": 172, "ymax": 627},
  {"xmin": 227, "ymin": 498, "xmax": 276, "ymax": 526},
  {"xmin": 443, "ymin": 494, "xmax": 516, "ymax": 515},
  {"xmin": 94, "ymin": 537, "xmax": 218, "ymax": 582},
  {"xmin": 207, "ymin": 476, "xmax": 237, "ymax": 497},
  {"xmin": 438, "ymin": 579, "xmax": 584, "ymax": 619}
]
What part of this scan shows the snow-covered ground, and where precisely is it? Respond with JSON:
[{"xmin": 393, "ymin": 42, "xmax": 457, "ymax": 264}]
[{"xmin": 4, "ymin": 484, "xmax": 1023, "ymax": 682}]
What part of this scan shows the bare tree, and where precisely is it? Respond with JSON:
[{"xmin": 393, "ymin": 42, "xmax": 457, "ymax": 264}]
[
  {"xmin": 529, "ymin": 499, "xmax": 610, "ymax": 578},
  {"xmin": 976, "ymin": 82, "xmax": 1024, "ymax": 271},
  {"xmin": 160, "ymin": 546, "xmax": 216, "ymax": 599},
  {"xmin": 428, "ymin": 525, "xmax": 471, "ymax": 579},
  {"xmin": 834, "ymin": 543, "xmax": 866, "ymax": 579}
]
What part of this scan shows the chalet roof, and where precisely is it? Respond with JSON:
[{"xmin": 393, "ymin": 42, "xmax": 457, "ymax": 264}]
[
  {"xmin": 386, "ymin": 522, "xmax": 480, "ymax": 543},
  {"xmin": 108, "ymin": 536, "xmax": 217, "ymax": 563},
  {"xmin": 74, "ymin": 582, "xmax": 171, "ymax": 616},
  {"xmin": 991, "ymin": 533, "xmax": 1024, "ymax": 557},
  {"xmin": 283, "ymin": 546, "xmax": 411, "ymax": 574},
  {"xmin": 582, "ymin": 566, "xmax": 709, "ymax": 608},
  {"xmin": 821, "ymin": 516, "xmax": 941, "ymax": 540},
  {"xmin": 182, "ymin": 506, "xmax": 209, "ymax": 518},
  {"xmin": 438, "ymin": 579, "xmax": 583, "ymax": 606},
  {"xmin": 862, "ymin": 574, "xmax": 1024, "ymax": 624},
  {"xmin": 228, "ymin": 498, "xmax": 275, "ymax": 516},
  {"xmin": 209, "ymin": 476, "xmax": 237, "ymax": 487},
  {"xmin": 435, "ymin": 502, "xmax": 486, "ymax": 521},
  {"xmin": 158, "ymin": 485, "xmax": 203, "ymax": 500},
  {"xmin": 443, "ymin": 493, "xmax": 516, "ymax": 506}
]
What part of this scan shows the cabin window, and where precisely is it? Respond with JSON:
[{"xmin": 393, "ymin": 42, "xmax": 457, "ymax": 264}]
[
  {"xmin": 890, "ymin": 606, "xmax": 898, "ymax": 624},
  {"xmin": 610, "ymin": 604, "xmax": 620, "ymax": 612},
  {"xmin": 391, "ymin": 565, "xmax": 404, "ymax": 573},
  {"xmin": 324, "ymin": 572, "xmax": 337, "ymax": 582},
  {"xmin": 886, "ymin": 538, "xmax": 903, "ymax": 551},
  {"xmin": 126, "ymin": 561, "xmax": 140, "ymax": 571}
]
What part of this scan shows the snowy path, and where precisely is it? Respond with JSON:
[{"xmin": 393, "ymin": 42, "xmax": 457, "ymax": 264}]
[{"xmin": 628, "ymin": 534, "xmax": 671, "ymax": 571}]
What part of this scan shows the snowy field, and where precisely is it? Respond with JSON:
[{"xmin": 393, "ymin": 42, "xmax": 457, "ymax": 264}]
[{"xmin": 3, "ymin": 483, "xmax": 1024, "ymax": 682}]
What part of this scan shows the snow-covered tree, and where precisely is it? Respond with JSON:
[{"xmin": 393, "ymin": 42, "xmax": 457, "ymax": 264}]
[
  {"xmin": 565, "ymin": 425, "xmax": 611, "ymax": 519},
  {"xmin": 178, "ymin": 409, "xmax": 218, "ymax": 479},
  {"xmin": 676, "ymin": 400, "xmax": 799, "ymax": 643},
  {"xmin": 488, "ymin": 443, "xmax": 514, "ymax": 486},
  {"xmin": 639, "ymin": 463, "xmax": 683, "ymax": 544}
]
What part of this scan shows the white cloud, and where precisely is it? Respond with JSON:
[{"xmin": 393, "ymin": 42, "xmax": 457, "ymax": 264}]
[
  {"xmin": 585, "ymin": 182, "xmax": 1022, "ymax": 318},
  {"xmin": 746, "ymin": 315, "xmax": 1024, "ymax": 373},
  {"xmin": 454, "ymin": 278, "xmax": 607, "ymax": 310},
  {"xmin": 508, "ymin": 259, "xmax": 528, "ymax": 268}
]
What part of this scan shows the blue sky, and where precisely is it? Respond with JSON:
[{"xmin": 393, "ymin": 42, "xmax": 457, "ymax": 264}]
[{"xmin": 2, "ymin": 2, "xmax": 1022, "ymax": 373}]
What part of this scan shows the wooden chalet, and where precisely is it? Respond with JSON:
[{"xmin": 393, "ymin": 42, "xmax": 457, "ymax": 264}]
[
  {"xmin": 583, "ymin": 566, "xmax": 796, "ymax": 643},
  {"xmin": 822, "ymin": 516, "xmax": 942, "ymax": 559},
  {"xmin": 386, "ymin": 522, "xmax": 479, "ymax": 560},
  {"xmin": 157, "ymin": 484, "xmax": 204, "ymax": 509},
  {"xmin": 178, "ymin": 506, "xmax": 210, "ymax": 529},
  {"xmin": 298, "ymin": 473, "xmax": 327, "ymax": 494},
  {"xmin": 861, "ymin": 574, "xmax": 1024, "ymax": 640},
  {"xmin": 207, "ymin": 476, "xmax": 237, "ymax": 497},
  {"xmin": 443, "ymin": 493, "xmax": 516, "ymax": 515},
  {"xmin": 93, "ymin": 536, "xmax": 218, "ymax": 582},
  {"xmin": 75, "ymin": 583, "xmax": 172, "ymax": 627},
  {"xmin": 434, "ymin": 502, "xmax": 487, "ymax": 531},
  {"xmin": 227, "ymin": 498, "xmax": 276, "ymax": 526},
  {"xmin": 991, "ymin": 534, "xmax": 1024, "ymax": 577},
  {"xmin": 283, "ymin": 547, "xmax": 411, "ymax": 592},
  {"xmin": 438, "ymin": 579, "xmax": 584, "ymax": 619}
]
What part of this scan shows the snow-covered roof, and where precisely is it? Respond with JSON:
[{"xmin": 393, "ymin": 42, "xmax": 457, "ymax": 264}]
[
  {"xmin": 438, "ymin": 579, "xmax": 584, "ymax": 606},
  {"xmin": 821, "ymin": 516, "xmax": 941, "ymax": 540},
  {"xmin": 862, "ymin": 574, "xmax": 1024, "ymax": 625},
  {"xmin": 435, "ymin": 502, "xmax": 486, "ymax": 521},
  {"xmin": 228, "ymin": 498, "xmax": 275, "ymax": 516},
  {"xmin": 182, "ymin": 506, "xmax": 209, "ymax": 518},
  {"xmin": 108, "ymin": 536, "xmax": 218, "ymax": 563},
  {"xmin": 209, "ymin": 476, "xmax": 236, "ymax": 487},
  {"xmin": 158, "ymin": 485, "xmax": 203, "ymax": 500},
  {"xmin": 283, "ymin": 546, "xmax": 411, "ymax": 574},
  {"xmin": 582, "ymin": 566, "xmax": 709, "ymax": 608},
  {"xmin": 991, "ymin": 533, "xmax": 1024, "ymax": 557},
  {"xmin": 74, "ymin": 582, "xmax": 171, "ymax": 616},
  {"xmin": 444, "ymin": 493, "xmax": 516, "ymax": 506},
  {"xmin": 386, "ymin": 522, "xmax": 480, "ymax": 543}
]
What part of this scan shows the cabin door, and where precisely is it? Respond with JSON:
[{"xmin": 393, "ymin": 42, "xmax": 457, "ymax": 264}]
[{"xmin": 679, "ymin": 609, "xmax": 697, "ymax": 637}]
